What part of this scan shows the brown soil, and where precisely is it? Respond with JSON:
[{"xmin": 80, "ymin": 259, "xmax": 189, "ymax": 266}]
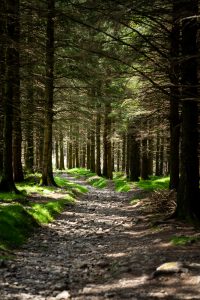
[{"xmin": 0, "ymin": 174, "xmax": 200, "ymax": 300}]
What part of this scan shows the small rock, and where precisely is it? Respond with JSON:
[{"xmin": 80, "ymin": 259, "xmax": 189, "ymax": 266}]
[
  {"xmin": 55, "ymin": 290, "xmax": 70, "ymax": 299},
  {"xmin": 151, "ymin": 261, "xmax": 188, "ymax": 278}
]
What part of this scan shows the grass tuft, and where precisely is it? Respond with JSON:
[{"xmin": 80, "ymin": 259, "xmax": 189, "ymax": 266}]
[
  {"xmin": 0, "ymin": 204, "xmax": 39, "ymax": 248},
  {"xmin": 135, "ymin": 176, "xmax": 170, "ymax": 191},
  {"xmin": 113, "ymin": 172, "xmax": 132, "ymax": 192},
  {"xmin": 87, "ymin": 176, "xmax": 107, "ymax": 188},
  {"xmin": 0, "ymin": 173, "xmax": 76, "ymax": 250},
  {"xmin": 67, "ymin": 168, "xmax": 96, "ymax": 178},
  {"xmin": 54, "ymin": 176, "xmax": 88, "ymax": 193},
  {"xmin": 170, "ymin": 235, "xmax": 200, "ymax": 246}
]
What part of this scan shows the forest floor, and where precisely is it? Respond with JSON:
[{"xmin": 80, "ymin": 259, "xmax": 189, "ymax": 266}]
[{"xmin": 1, "ymin": 174, "xmax": 200, "ymax": 300}]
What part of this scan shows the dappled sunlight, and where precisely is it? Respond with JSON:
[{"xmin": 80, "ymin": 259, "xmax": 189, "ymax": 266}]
[{"xmin": 1, "ymin": 173, "xmax": 200, "ymax": 300}]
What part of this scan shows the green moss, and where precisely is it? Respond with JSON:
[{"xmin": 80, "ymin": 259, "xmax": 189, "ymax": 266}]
[
  {"xmin": 113, "ymin": 173, "xmax": 132, "ymax": 192},
  {"xmin": 0, "ymin": 195, "xmax": 75, "ymax": 249},
  {"xmin": 67, "ymin": 168, "xmax": 96, "ymax": 178},
  {"xmin": 0, "ymin": 191, "xmax": 26, "ymax": 203},
  {"xmin": 114, "ymin": 179, "xmax": 131, "ymax": 192},
  {"xmin": 86, "ymin": 176, "xmax": 107, "ymax": 188},
  {"xmin": 135, "ymin": 176, "xmax": 170, "ymax": 191},
  {"xmin": 170, "ymin": 235, "xmax": 200, "ymax": 246},
  {"xmin": 0, "ymin": 204, "xmax": 39, "ymax": 248},
  {"xmin": 66, "ymin": 168, "xmax": 107, "ymax": 189},
  {"xmin": 0, "ymin": 173, "xmax": 77, "ymax": 250},
  {"xmin": 32, "ymin": 197, "xmax": 75, "ymax": 223},
  {"xmin": 54, "ymin": 176, "xmax": 88, "ymax": 193}
]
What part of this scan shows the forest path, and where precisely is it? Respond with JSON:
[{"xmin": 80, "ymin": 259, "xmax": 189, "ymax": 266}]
[{"xmin": 1, "ymin": 174, "xmax": 200, "ymax": 300}]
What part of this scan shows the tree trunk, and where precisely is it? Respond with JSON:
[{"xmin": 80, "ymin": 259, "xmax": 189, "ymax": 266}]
[
  {"xmin": 86, "ymin": 128, "xmax": 91, "ymax": 170},
  {"xmin": 169, "ymin": 1, "xmax": 181, "ymax": 189},
  {"xmin": 24, "ymin": 10, "xmax": 34, "ymax": 174},
  {"xmin": 148, "ymin": 137, "xmax": 154, "ymax": 176},
  {"xmin": 82, "ymin": 143, "xmax": 86, "ymax": 168},
  {"xmin": 55, "ymin": 139, "xmax": 59, "ymax": 169},
  {"xmin": 59, "ymin": 132, "xmax": 65, "ymax": 170},
  {"xmin": 141, "ymin": 135, "xmax": 149, "ymax": 180},
  {"xmin": 103, "ymin": 102, "xmax": 112, "ymax": 179},
  {"xmin": 122, "ymin": 133, "xmax": 126, "ymax": 172},
  {"xmin": 0, "ymin": 0, "xmax": 19, "ymax": 192},
  {"xmin": 155, "ymin": 131, "xmax": 161, "ymax": 176},
  {"xmin": 126, "ymin": 132, "xmax": 130, "ymax": 178},
  {"xmin": 128, "ymin": 123, "xmax": 140, "ymax": 182},
  {"xmin": 95, "ymin": 110, "xmax": 101, "ymax": 175},
  {"xmin": 176, "ymin": 0, "xmax": 200, "ymax": 219},
  {"xmin": 90, "ymin": 128, "xmax": 95, "ymax": 173},
  {"xmin": 112, "ymin": 141, "xmax": 115, "ymax": 172},
  {"xmin": 12, "ymin": 1, "xmax": 23, "ymax": 182},
  {"xmin": 159, "ymin": 136, "xmax": 164, "ymax": 176},
  {"xmin": 117, "ymin": 141, "xmax": 120, "ymax": 172},
  {"xmin": 36, "ymin": 126, "xmax": 44, "ymax": 172},
  {"xmin": 0, "ymin": 0, "xmax": 6, "ymax": 178},
  {"xmin": 68, "ymin": 142, "xmax": 73, "ymax": 169},
  {"xmin": 75, "ymin": 131, "xmax": 80, "ymax": 168},
  {"xmin": 42, "ymin": 0, "xmax": 57, "ymax": 186}
]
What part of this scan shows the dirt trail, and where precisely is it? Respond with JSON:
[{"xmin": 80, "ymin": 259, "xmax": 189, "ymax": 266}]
[{"xmin": 1, "ymin": 174, "xmax": 200, "ymax": 300}]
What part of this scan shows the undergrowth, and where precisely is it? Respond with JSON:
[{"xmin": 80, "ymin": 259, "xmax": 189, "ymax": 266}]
[
  {"xmin": 170, "ymin": 235, "xmax": 200, "ymax": 246},
  {"xmin": 0, "ymin": 173, "xmax": 77, "ymax": 251},
  {"xmin": 67, "ymin": 168, "xmax": 108, "ymax": 188},
  {"xmin": 135, "ymin": 176, "xmax": 170, "ymax": 191}
]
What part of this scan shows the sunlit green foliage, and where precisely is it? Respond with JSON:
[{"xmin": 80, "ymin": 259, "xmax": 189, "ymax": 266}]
[
  {"xmin": 0, "ymin": 204, "xmax": 39, "ymax": 249},
  {"xmin": 54, "ymin": 176, "xmax": 88, "ymax": 193},
  {"xmin": 86, "ymin": 176, "xmax": 107, "ymax": 188},
  {"xmin": 28, "ymin": 197, "xmax": 75, "ymax": 224},
  {"xmin": 0, "ymin": 191, "xmax": 26, "ymax": 203},
  {"xmin": 67, "ymin": 168, "xmax": 108, "ymax": 188},
  {"xmin": 67, "ymin": 168, "xmax": 96, "ymax": 178},
  {"xmin": 170, "ymin": 235, "xmax": 200, "ymax": 246},
  {"xmin": 113, "ymin": 172, "xmax": 132, "ymax": 192},
  {"xmin": 0, "ymin": 173, "xmax": 77, "ymax": 250},
  {"xmin": 135, "ymin": 176, "xmax": 170, "ymax": 191}
]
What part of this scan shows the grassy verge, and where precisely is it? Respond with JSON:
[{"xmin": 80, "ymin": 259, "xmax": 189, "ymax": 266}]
[
  {"xmin": 112, "ymin": 173, "xmax": 170, "ymax": 206},
  {"xmin": 0, "ymin": 173, "xmax": 78, "ymax": 251},
  {"xmin": 113, "ymin": 172, "xmax": 133, "ymax": 192},
  {"xmin": 54, "ymin": 175, "xmax": 88, "ymax": 193},
  {"xmin": 67, "ymin": 168, "xmax": 96, "ymax": 178},
  {"xmin": 170, "ymin": 235, "xmax": 200, "ymax": 246},
  {"xmin": 135, "ymin": 176, "xmax": 170, "ymax": 191},
  {"xmin": 86, "ymin": 176, "xmax": 107, "ymax": 188},
  {"xmin": 67, "ymin": 168, "xmax": 108, "ymax": 189}
]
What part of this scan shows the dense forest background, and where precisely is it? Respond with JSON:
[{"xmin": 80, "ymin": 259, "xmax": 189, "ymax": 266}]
[{"xmin": 0, "ymin": 0, "xmax": 199, "ymax": 220}]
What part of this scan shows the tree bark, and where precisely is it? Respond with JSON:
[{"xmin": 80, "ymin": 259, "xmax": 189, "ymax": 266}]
[
  {"xmin": 169, "ymin": 1, "xmax": 181, "ymax": 189},
  {"xmin": 0, "ymin": 0, "xmax": 6, "ymax": 177},
  {"xmin": 59, "ymin": 132, "xmax": 65, "ymax": 170},
  {"xmin": 95, "ymin": 110, "xmax": 101, "ymax": 175},
  {"xmin": 86, "ymin": 128, "xmax": 91, "ymax": 170},
  {"xmin": 155, "ymin": 131, "xmax": 161, "ymax": 176},
  {"xmin": 103, "ymin": 102, "xmax": 112, "ymax": 179},
  {"xmin": 176, "ymin": 0, "xmax": 200, "ymax": 219},
  {"xmin": 128, "ymin": 123, "xmax": 140, "ymax": 182},
  {"xmin": 55, "ymin": 138, "xmax": 59, "ymax": 169},
  {"xmin": 141, "ymin": 135, "xmax": 149, "ymax": 180},
  {"xmin": 0, "ymin": 0, "xmax": 19, "ymax": 192},
  {"xmin": 42, "ymin": 0, "xmax": 57, "ymax": 186},
  {"xmin": 90, "ymin": 128, "xmax": 95, "ymax": 172},
  {"xmin": 12, "ymin": 0, "xmax": 23, "ymax": 182},
  {"xmin": 75, "ymin": 129, "xmax": 80, "ymax": 168}
]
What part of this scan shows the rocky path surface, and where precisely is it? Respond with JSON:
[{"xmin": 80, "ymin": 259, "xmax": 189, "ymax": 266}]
[{"xmin": 1, "ymin": 174, "xmax": 200, "ymax": 300}]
